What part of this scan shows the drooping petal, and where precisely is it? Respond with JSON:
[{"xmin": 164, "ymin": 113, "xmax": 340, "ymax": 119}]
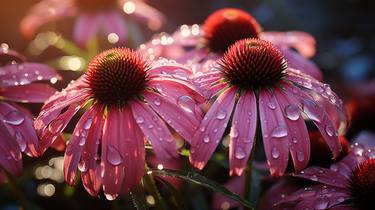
[
  {"xmin": 131, "ymin": 100, "xmax": 178, "ymax": 159},
  {"xmin": 81, "ymin": 104, "xmax": 104, "ymax": 197},
  {"xmin": 274, "ymin": 88, "xmax": 310, "ymax": 172},
  {"xmin": 143, "ymin": 91, "xmax": 200, "ymax": 143},
  {"xmin": 73, "ymin": 14, "xmax": 99, "ymax": 47},
  {"xmin": 99, "ymin": 11, "xmax": 127, "ymax": 43},
  {"xmin": 0, "ymin": 83, "xmax": 56, "ymax": 103},
  {"xmin": 259, "ymin": 89, "xmax": 289, "ymax": 176},
  {"xmin": 0, "ymin": 63, "xmax": 59, "ymax": 87},
  {"xmin": 101, "ymin": 108, "xmax": 125, "ymax": 199},
  {"xmin": 292, "ymin": 166, "xmax": 348, "ymax": 188},
  {"xmin": 64, "ymin": 104, "xmax": 101, "ymax": 185},
  {"xmin": 120, "ymin": 106, "xmax": 145, "ymax": 193},
  {"xmin": 0, "ymin": 120, "xmax": 22, "ymax": 176},
  {"xmin": 190, "ymin": 87, "xmax": 236, "ymax": 170},
  {"xmin": 0, "ymin": 102, "xmax": 39, "ymax": 157},
  {"xmin": 229, "ymin": 90, "xmax": 257, "ymax": 176},
  {"xmin": 20, "ymin": 0, "xmax": 76, "ymax": 39}
]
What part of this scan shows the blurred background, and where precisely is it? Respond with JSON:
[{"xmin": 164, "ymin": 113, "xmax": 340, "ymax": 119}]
[{"xmin": 1, "ymin": 0, "xmax": 374, "ymax": 209}]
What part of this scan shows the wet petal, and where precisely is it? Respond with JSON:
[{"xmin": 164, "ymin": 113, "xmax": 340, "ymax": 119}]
[
  {"xmin": 0, "ymin": 83, "xmax": 56, "ymax": 103},
  {"xmin": 259, "ymin": 89, "xmax": 289, "ymax": 176},
  {"xmin": 293, "ymin": 166, "xmax": 348, "ymax": 188},
  {"xmin": 131, "ymin": 100, "xmax": 178, "ymax": 159},
  {"xmin": 190, "ymin": 87, "xmax": 236, "ymax": 170},
  {"xmin": 0, "ymin": 119, "xmax": 22, "ymax": 176},
  {"xmin": 144, "ymin": 91, "xmax": 201, "ymax": 143},
  {"xmin": 229, "ymin": 91, "xmax": 257, "ymax": 176}
]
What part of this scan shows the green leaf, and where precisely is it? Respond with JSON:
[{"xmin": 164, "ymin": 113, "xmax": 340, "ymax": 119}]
[
  {"xmin": 148, "ymin": 169, "xmax": 255, "ymax": 209},
  {"xmin": 130, "ymin": 185, "xmax": 149, "ymax": 210}
]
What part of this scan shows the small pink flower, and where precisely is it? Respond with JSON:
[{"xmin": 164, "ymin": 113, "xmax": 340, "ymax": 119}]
[
  {"xmin": 189, "ymin": 39, "xmax": 346, "ymax": 177},
  {"xmin": 0, "ymin": 44, "xmax": 58, "ymax": 179},
  {"xmin": 20, "ymin": 0, "xmax": 165, "ymax": 47},
  {"xmin": 261, "ymin": 136, "xmax": 375, "ymax": 210},
  {"xmin": 34, "ymin": 48, "xmax": 204, "ymax": 199},
  {"xmin": 139, "ymin": 8, "xmax": 322, "ymax": 80}
]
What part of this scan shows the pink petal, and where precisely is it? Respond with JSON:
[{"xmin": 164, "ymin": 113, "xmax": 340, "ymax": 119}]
[
  {"xmin": 229, "ymin": 90, "xmax": 257, "ymax": 176},
  {"xmin": 122, "ymin": 0, "xmax": 165, "ymax": 30},
  {"xmin": 171, "ymin": 25, "xmax": 202, "ymax": 47},
  {"xmin": 99, "ymin": 11, "xmax": 127, "ymax": 43},
  {"xmin": 143, "ymin": 91, "xmax": 200, "ymax": 143},
  {"xmin": 74, "ymin": 14, "xmax": 99, "ymax": 47},
  {"xmin": 39, "ymin": 102, "xmax": 83, "ymax": 154},
  {"xmin": 120, "ymin": 106, "xmax": 145, "ymax": 193},
  {"xmin": 101, "ymin": 108, "xmax": 125, "ymax": 199},
  {"xmin": 64, "ymin": 104, "xmax": 101, "ymax": 185},
  {"xmin": 293, "ymin": 166, "xmax": 348, "ymax": 188},
  {"xmin": 131, "ymin": 100, "xmax": 178, "ymax": 159},
  {"xmin": 0, "ymin": 83, "xmax": 56, "ymax": 103},
  {"xmin": 282, "ymin": 83, "xmax": 341, "ymax": 159},
  {"xmin": 281, "ymin": 48, "xmax": 323, "ymax": 81},
  {"xmin": 0, "ymin": 63, "xmax": 59, "ymax": 87},
  {"xmin": 20, "ymin": 0, "xmax": 76, "ymax": 39},
  {"xmin": 0, "ymin": 102, "xmax": 39, "ymax": 157},
  {"xmin": 190, "ymin": 87, "xmax": 236, "ymax": 170},
  {"xmin": 259, "ymin": 89, "xmax": 289, "ymax": 176},
  {"xmin": 176, "ymin": 48, "xmax": 210, "ymax": 64},
  {"xmin": 260, "ymin": 31, "xmax": 316, "ymax": 58},
  {"xmin": 212, "ymin": 175, "xmax": 246, "ymax": 210},
  {"xmin": 274, "ymin": 88, "xmax": 310, "ymax": 172},
  {"xmin": 0, "ymin": 120, "xmax": 22, "ymax": 176},
  {"xmin": 292, "ymin": 188, "xmax": 350, "ymax": 210},
  {"xmin": 148, "ymin": 60, "xmax": 193, "ymax": 78},
  {"xmin": 81, "ymin": 104, "xmax": 104, "ymax": 196}
]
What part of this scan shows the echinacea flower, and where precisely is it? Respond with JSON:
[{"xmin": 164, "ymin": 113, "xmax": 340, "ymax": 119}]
[
  {"xmin": 0, "ymin": 43, "xmax": 58, "ymax": 180},
  {"xmin": 34, "ymin": 48, "xmax": 204, "ymax": 199},
  {"xmin": 261, "ymin": 136, "xmax": 375, "ymax": 210},
  {"xmin": 139, "ymin": 8, "xmax": 322, "ymax": 80},
  {"xmin": 189, "ymin": 38, "xmax": 346, "ymax": 177},
  {"xmin": 20, "ymin": 0, "xmax": 165, "ymax": 47}
]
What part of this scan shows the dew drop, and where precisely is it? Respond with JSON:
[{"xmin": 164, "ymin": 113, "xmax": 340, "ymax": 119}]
[
  {"xmin": 216, "ymin": 109, "xmax": 227, "ymax": 120},
  {"xmin": 15, "ymin": 131, "xmax": 27, "ymax": 152},
  {"xmin": 79, "ymin": 137, "xmax": 86, "ymax": 146},
  {"xmin": 230, "ymin": 128, "xmax": 239, "ymax": 138},
  {"xmin": 325, "ymin": 125, "xmax": 335, "ymax": 137},
  {"xmin": 199, "ymin": 126, "xmax": 205, "ymax": 132},
  {"xmin": 303, "ymin": 99, "xmax": 322, "ymax": 122},
  {"xmin": 105, "ymin": 193, "xmax": 118, "ymax": 200},
  {"xmin": 311, "ymin": 175, "xmax": 318, "ymax": 181},
  {"xmin": 235, "ymin": 148, "xmax": 246, "ymax": 159},
  {"xmin": 292, "ymin": 137, "xmax": 298, "ymax": 144},
  {"xmin": 48, "ymin": 119, "xmax": 64, "ymax": 134},
  {"xmin": 314, "ymin": 198, "xmax": 329, "ymax": 210},
  {"xmin": 136, "ymin": 117, "xmax": 144, "ymax": 124},
  {"xmin": 148, "ymin": 124, "xmax": 154, "ymax": 129},
  {"xmin": 284, "ymin": 105, "xmax": 300, "ymax": 121},
  {"xmin": 83, "ymin": 118, "xmax": 92, "ymax": 130},
  {"xmin": 3, "ymin": 110, "xmax": 25, "ymax": 125},
  {"xmin": 177, "ymin": 95, "xmax": 195, "ymax": 113},
  {"xmin": 337, "ymin": 197, "xmax": 345, "ymax": 203},
  {"xmin": 267, "ymin": 101, "xmax": 276, "ymax": 110},
  {"xmin": 78, "ymin": 160, "xmax": 87, "ymax": 172},
  {"xmin": 153, "ymin": 98, "xmax": 161, "ymax": 106},
  {"xmin": 107, "ymin": 145, "xmax": 122, "ymax": 166},
  {"xmin": 271, "ymin": 126, "xmax": 288, "ymax": 138},
  {"xmin": 271, "ymin": 147, "xmax": 280, "ymax": 159},
  {"xmin": 297, "ymin": 151, "xmax": 305, "ymax": 162},
  {"xmin": 203, "ymin": 135, "xmax": 210, "ymax": 143}
]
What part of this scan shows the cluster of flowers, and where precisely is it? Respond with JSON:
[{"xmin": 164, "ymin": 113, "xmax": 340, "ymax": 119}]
[{"xmin": 0, "ymin": 1, "xmax": 373, "ymax": 209}]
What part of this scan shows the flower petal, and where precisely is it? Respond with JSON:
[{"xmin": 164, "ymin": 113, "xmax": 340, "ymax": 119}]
[
  {"xmin": 122, "ymin": 0, "xmax": 165, "ymax": 30},
  {"xmin": 73, "ymin": 14, "xmax": 99, "ymax": 47},
  {"xmin": 190, "ymin": 87, "xmax": 236, "ymax": 170},
  {"xmin": 0, "ymin": 63, "xmax": 59, "ymax": 87},
  {"xmin": 99, "ymin": 11, "xmax": 127, "ymax": 43},
  {"xmin": 229, "ymin": 90, "xmax": 257, "ymax": 176},
  {"xmin": 143, "ymin": 91, "xmax": 200, "ymax": 143},
  {"xmin": 293, "ymin": 166, "xmax": 348, "ymax": 188},
  {"xmin": 0, "ymin": 119, "xmax": 22, "ymax": 176},
  {"xmin": 131, "ymin": 100, "xmax": 178, "ymax": 159},
  {"xmin": 0, "ymin": 83, "xmax": 56, "ymax": 103},
  {"xmin": 259, "ymin": 89, "xmax": 289, "ymax": 176},
  {"xmin": 274, "ymin": 88, "xmax": 310, "ymax": 172}
]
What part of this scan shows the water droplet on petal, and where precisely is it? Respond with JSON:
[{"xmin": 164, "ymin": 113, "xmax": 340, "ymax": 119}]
[
  {"xmin": 104, "ymin": 193, "xmax": 118, "ymax": 200},
  {"xmin": 153, "ymin": 98, "xmax": 161, "ymax": 106},
  {"xmin": 203, "ymin": 135, "xmax": 210, "ymax": 143},
  {"xmin": 136, "ymin": 117, "xmax": 144, "ymax": 124},
  {"xmin": 83, "ymin": 118, "xmax": 92, "ymax": 129},
  {"xmin": 78, "ymin": 160, "xmax": 87, "ymax": 172},
  {"xmin": 230, "ymin": 128, "xmax": 238, "ymax": 138},
  {"xmin": 148, "ymin": 124, "xmax": 154, "ymax": 129},
  {"xmin": 303, "ymin": 99, "xmax": 322, "ymax": 122},
  {"xmin": 216, "ymin": 109, "xmax": 227, "ymax": 120},
  {"xmin": 107, "ymin": 145, "xmax": 122, "ymax": 166},
  {"xmin": 292, "ymin": 137, "xmax": 298, "ymax": 144},
  {"xmin": 267, "ymin": 101, "xmax": 276, "ymax": 110},
  {"xmin": 15, "ymin": 131, "xmax": 26, "ymax": 152},
  {"xmin": 10, "ymin": 150, "xmax": 22, "ymax": 161},
  {"xmin": 311, "ymin": 175, "xmax": 318, "ymax": 181},
  {"xmin": 337, "ymin": 197, "xmax": 345, "ymax": 203},
  {"xmin": 235, "ymin": 148, "xmax": 246, "ymax": 159},
  {"xmin": 199, "ymin": 126, "xmax": 205, "ymax": 132},
  {"xmin": 48, "ymin": 119, "xmax": 64, "ymax": 134},
  {"xmin": 284, "ymin": 105, "xmax": 300, "ymax": 121},
  {"xmin": 271, "ymin": 126, "xmax": 288, "ymax": 138},
  {"xmin": 330, "ymin": 165, "xmax": 339, "ymax": 172},
  {"xmin": 79, "ymin": 137, "xmax": 86, "ymax": 146},
  {"xmin": 3, "ymin": 110, "xmax": 25, "ymax": 125},
  {"xmin": 271, "ymin": 147, "xmax": 280, "ymax": 159},
  {"xmin": 177, "ymin": 95, "xmax": 195, "ymax": 113},
  {"xmin": 325, "ymin": 125, "xmax": 335, "ymax": 137},
  {"xmin": 297, "ymin": 151, "xmax": 305, "ymax": 162},
  {"xmin": 314, "ymin": 197, "xmax": 329, "ymax": 210}
]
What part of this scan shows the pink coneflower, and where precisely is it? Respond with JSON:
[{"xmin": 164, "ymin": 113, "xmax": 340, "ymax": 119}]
[
  {"xmin": 189, "ymin": 38, "xmax": 346, "ymax": 177},
  {"xmin": 20, "ymin": 0, "xmax": 165, "ymax": 47},
  {"xmin": 139, "ymin": 8, "xmax": 322, "ymax": 80},
  {"xmin": 263, "ymin": 141, "xmax": 375, "ymax": 210},
  {"xmin": 0, "ymin": 44, "xmax": 58, "ymax": 179},
  {"xmin": 34, "ymin": 48, "xmax": 204, "ymax": 199}
]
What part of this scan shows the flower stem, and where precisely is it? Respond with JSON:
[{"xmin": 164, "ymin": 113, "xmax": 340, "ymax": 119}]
[{"xmin": 143, "ymin": 172, "xmax": 168, "ymax": 210}]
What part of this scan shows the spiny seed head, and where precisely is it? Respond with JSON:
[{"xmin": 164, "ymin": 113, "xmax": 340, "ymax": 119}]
[
  {"xmin": 203, "ymin": 8, "xmax": 261, "ymax": 53},
  {"xmin": 220, "ymin": 38, "xmax": 287, "ymax": 89},
  {"xmin": 349, "ymin": 158, "xmax": 375, "ymax": 210},
  {"xmin": 76, "ymin": 0, "xmax": 117, "ymax": 12},
  {"xmin": 86, "ymin": 48, "xmax": 149, "ymax": 107}
]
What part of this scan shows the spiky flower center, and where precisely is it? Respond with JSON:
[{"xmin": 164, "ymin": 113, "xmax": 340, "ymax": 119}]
[
  {"xmin": 75, "ymin": 0, "xmax": 117, "ymax": 12},
  {"xmin": 203, "ymin": 8, "xmax": 261, "ymax": 53},
  {"xmin": 350, "ymin": 158, "xmax": 375, "ymax": 210},
  {"xmin": 220, "ymin": 39, "xmax": 287, "ymax": 89},
  {"xmin": 86, "ymin": 48, "xmax": 149, "ymax": 106}
]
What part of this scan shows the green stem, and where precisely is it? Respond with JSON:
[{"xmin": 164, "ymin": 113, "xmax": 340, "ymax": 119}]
[{"xmin": 143, "ymin": 172, "xmax": 168, "ymax": 210}]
